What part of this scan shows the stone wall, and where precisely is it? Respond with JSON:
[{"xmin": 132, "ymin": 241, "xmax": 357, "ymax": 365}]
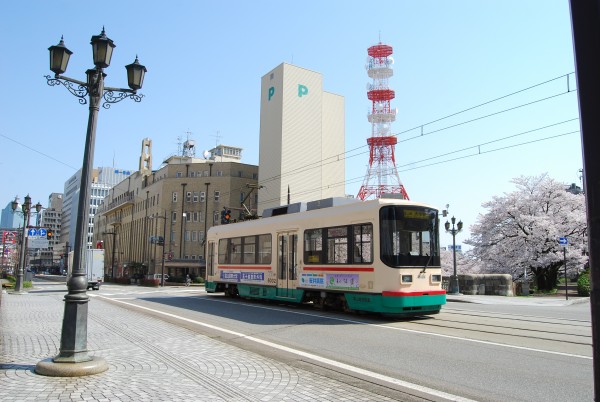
[{"xmin": 449, "ymin": 274, "xmax": 514, "ymax": 296}]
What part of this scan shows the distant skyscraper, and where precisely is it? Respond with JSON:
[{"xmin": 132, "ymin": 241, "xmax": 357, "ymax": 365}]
[
  {"xmin": 61, "ymin": 167, "xmax": 133, "ymax": 250},
  {"xmin": 258, "ymin": 63, "xmax": 345, "ymax": 214},
  {"xmin": 0, "ymin": 201, "xmax": 23, "ymax": 229}
]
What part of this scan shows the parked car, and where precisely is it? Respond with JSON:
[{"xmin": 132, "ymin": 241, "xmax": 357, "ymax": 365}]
[{"xmin": 152, "ymin": 274, "xmax": 169, "ymax": 281}]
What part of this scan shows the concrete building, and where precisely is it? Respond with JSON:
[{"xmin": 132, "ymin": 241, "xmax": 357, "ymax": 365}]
[
  {"xmin": 33, "ymin": 193, "xmax": 63, "ymax": 269},
  {"xmin": 258, "ymin": 63, "xmax": 345, "ymax": 214},
  {"xmin": 95, "ymin": 141, "xmax": 258, "ymax": 281},
  {"xmin": 60, "ymin": 167, "xmax": 133, "ymax": 253}
]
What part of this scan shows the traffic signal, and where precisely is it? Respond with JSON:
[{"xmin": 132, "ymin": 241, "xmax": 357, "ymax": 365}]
[
  {"xmin": 221, "ymin": 209, "xmax": 226, "ymax": 224},
  {"xmin": 225, "ymin": 209, "xmax": 231, "ymax": 223},
  {"xmin": 46, "ymin": 230, "xmax": 53, "ymax": 240}
]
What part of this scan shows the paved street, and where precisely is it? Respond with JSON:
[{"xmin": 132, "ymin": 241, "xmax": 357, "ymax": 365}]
[
  {"xmin": 0, "ymin": 285, "xmax": 412, "ymax": 402},
  {"xmin": 1, "ymin": 280, "xmax": 591, "ymax": 402}
]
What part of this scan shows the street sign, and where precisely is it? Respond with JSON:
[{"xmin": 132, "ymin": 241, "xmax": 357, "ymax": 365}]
[
  {"xmin": 27, "ymin": 228, "xmax": 38, "ymax": 237},
  {"xmin": 559, "ymin": 237, "xmax": 568, "ymax": 246},
  {"xmin": 29, "ymin": 238, "xmax": 49, "ymax": 249},
  {"xmin": 38, "ymin": 228, "xmax": 47, "ymax": 237}
]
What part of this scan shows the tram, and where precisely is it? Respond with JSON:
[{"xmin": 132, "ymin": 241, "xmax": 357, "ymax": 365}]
[{"xmin": 205, "ymin": 196, "xmax": 446, "ymax": 316}]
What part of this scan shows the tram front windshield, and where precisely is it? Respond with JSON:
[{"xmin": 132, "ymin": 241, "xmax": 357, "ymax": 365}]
[{"xmin": 380, "ymin": 206, "xmax": 440, "ymax": 268}]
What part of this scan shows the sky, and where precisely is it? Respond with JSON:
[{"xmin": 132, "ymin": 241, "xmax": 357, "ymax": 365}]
[{"xmin": 0, "ymin": 1, "xmax": 582, "ymax": 249}]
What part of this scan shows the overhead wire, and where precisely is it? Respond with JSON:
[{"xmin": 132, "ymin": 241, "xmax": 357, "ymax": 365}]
[{"xmin": 254, "ymin": 72, "xmax": 577, "ymax": 188}]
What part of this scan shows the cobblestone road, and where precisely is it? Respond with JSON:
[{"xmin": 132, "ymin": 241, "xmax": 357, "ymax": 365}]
[{"xmin": 1, "ymin": 288, "xmax": 400, "ymax": 401}]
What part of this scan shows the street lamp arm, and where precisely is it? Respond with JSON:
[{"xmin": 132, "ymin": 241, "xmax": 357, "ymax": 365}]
[
  {"xmin": 45, "ymin": 75, "xmax": 89, "ymax": 104},
  {"xmin": 102, "ymin": 89, "xmax": 144, "ymax": 109}
]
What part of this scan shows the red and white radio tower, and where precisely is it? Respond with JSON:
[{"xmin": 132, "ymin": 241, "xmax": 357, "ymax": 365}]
[{"xmin": 357, "ymin": 42, "xmax": 409, "ymax": 201}]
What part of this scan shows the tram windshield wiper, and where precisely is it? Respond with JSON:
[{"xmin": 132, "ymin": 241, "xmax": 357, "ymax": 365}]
[{"xmin": 421, "ymin": 255, "xmax": 432, "ymax": 273}]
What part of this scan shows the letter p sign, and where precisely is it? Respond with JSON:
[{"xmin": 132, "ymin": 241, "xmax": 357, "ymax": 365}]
[
  {"xmin": 268, "ymin": 86, "xmax": 275, "ymax": 101},
  {"xmin": 298, "ymin": 84, "xmax": 308, "ymax": 97}
]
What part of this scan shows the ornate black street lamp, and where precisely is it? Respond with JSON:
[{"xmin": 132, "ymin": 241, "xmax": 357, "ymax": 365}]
[
  {"xmin": 11, "ymin": 195, "xmax": 42, "ymax": 293},
  {"xmin": 36, "ymin": 28, "xmax": 146, "ymax": 377},
  {"xmin": 445, "ymin": 216, "xmax": 463, "ymax": 295}
]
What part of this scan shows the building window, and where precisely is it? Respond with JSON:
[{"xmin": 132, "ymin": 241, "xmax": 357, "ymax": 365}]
[
  {"xmin": 193, "ymin": 192, "xmax": 199, "ymax": 202},
  {"xmin": 193, "ymin": 211, "xmax": 199, "ymax": 222},
  {"xmin": 214, "ymin": 191, "xmax": 220, "ymax": 201},
  {"xmin": 192, "ymin": 231, "xmax": 197, "ymax": 241},
  {"xmin": 216, "ymin": 171, "xmax": 223, "ymax": 177},
  {"xmin": 213, "ymin": 211, "xmax": 219, "ymax": 224},
  {"xmin": 203, "ymin": 170, "xmax": 209, "ymax": 176},
  {"xmin": 172, "ymin": 211, "xmax": 177, "ymax": 222},
  {"xmin": 185, "ymin": 231, "xmax": 190, "ymax": 241},
  {"xmin": 186, "ymin": 192, "xmax": 192, "ymax": 202},
  {"xmin": 186, "ymin": 212, "xmax": 191, "ymax": 222},
  {"xmin": 172, "ymin": 192, "xmax": 178, "ymax": 202},
  {"xmin": 176, "ymin": 172, "xmax": 183, "ymax": 178},
  {"xmin": 200, "ymin": 191, "xmax": 206, "ymax": 202}
]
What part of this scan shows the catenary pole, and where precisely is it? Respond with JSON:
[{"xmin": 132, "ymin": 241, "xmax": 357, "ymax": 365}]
[{"xmin": 568, "ymin": 1, "xmax": 600, "ymax": 399}]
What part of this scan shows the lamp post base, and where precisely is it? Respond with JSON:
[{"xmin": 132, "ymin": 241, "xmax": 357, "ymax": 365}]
[
  {"xmin": 9, "ymin": 289, "xmax": 28, "ymax": 295},
  {"xmin": 447, "ymin": 276, "xmax": 462, "ymax": 295},
  {"xmin": 35, "ymin": 356, "xmax": 108, "ymax": 377}
]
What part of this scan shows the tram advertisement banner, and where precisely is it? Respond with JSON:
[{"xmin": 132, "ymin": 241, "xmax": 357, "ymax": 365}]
[
  {"xmin": 220, "ymin": 271, "xmax": 265, "ymax": 283},
  {"xmin": 300, "ymin": 273, "xmax": 360, "ymax": 290},
  {"xmin": 326, "ymin": 273, "xmax": 360, "ymax": 291}
]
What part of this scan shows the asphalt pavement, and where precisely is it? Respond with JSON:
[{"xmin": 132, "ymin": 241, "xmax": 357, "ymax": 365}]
[{"xmin": 0, "ymin": 282, "xmax": 590, "ymax": 402}]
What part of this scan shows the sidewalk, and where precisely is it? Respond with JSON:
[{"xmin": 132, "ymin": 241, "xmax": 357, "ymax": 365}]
[
  {"xmin": 1, "ymin": 287, "xmax": 402, "ymax": 402},
  {"xmin": 446, "ymin": 293, "xmax": 590, "ymax": 306}
]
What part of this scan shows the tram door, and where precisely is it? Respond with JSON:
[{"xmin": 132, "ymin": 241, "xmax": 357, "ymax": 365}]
[{"xmin": 277, "ymin": 232, "xmax": 298, "ymax": 298}]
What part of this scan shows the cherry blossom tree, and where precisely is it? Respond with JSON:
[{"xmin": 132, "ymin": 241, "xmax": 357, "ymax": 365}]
[
  {"xmin": 465, "ymin": 174, "xmax": 587, "ymax": 291},
  {"xmin": 440, "ymin": 249, "xmax": 480, "ymax": 277}
]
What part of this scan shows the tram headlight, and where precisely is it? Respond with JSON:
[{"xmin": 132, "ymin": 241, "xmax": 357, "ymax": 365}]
[{"xmin": 401, "ymin": 275, "xmax": 413, "ymax": 283}]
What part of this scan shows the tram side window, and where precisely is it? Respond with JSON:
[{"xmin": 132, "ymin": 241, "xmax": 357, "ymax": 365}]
[
  {"xmin": 230, "ymin": 237, "xmax": 242, "ymax": 264},
  {"xmin": 258, "ymin": 234, "xmax": 272, "ymax": 264},
  {"xmin": 328, "ymin": 226, "xmax": 348, "ymax": 264},
  {"xmin": 218, "ymin": 234, "xmax": 272, "ymax": 265},
  {"xmin": 243, "ymin": 236, "xmax": 256, "ymax": 264},
  {"xmin": 218, "ymin": 239, "xmax": 229, "ymax": 264},
  {"xmin": 305, "ymin": 229, "xmax": 323, "ymax": 263},
  {"xmin": 354, "ymin": 224, "xmax": 373, "ymax": 263},
  {"xmin": 304, "ymin": 223, "xmax": 372, "ymax": 265}
]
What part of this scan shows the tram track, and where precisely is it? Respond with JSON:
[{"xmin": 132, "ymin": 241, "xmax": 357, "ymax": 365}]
[{"xmin": 383, "ymin": 308, "xmax": 594, "ymax": 357}]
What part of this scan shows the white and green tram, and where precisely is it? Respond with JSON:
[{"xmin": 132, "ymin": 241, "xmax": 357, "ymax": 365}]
[{"xmin": 205, "ymin": 197, "xmax": 446, "ymax": 316}]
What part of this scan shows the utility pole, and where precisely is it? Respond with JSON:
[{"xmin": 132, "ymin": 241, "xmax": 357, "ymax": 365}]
[{"xmin": 569, "ymin": 2, "xmax": 600, "ymax": 398}]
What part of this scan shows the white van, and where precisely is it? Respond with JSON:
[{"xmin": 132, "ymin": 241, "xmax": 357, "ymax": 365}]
[{"xmin": 151, "ymin": 274, "xmax": 169, "ymax": 281}]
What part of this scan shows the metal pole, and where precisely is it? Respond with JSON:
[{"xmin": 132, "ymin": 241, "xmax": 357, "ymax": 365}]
[
  {"xmin": 161, "ymin": 210, "xmax": 166, "ymax": 287},
  {"xmin": 54, "ymin": 68, "xmax": 103, "ymax": 364},
  {"xmin": 564, "ymin": 247, "xmax": 568, "ymax": 301},
  {"xmin": 180, "ymin": 183, "xmax": 187, "ymax": 258},
  {"xmin": 452, "ymin": 229, "xmax": 457, "ymax": 293},
  {"xmin": 15, "ymin": 211, "xmax": 29, "ymax": 292},
  {"xmin": 569, "ymin": 2, "xmax": 600, "ymax": 397},
  {"xmin": 111, "ymin": 231, "xmax": 117, "ymax": 279}
]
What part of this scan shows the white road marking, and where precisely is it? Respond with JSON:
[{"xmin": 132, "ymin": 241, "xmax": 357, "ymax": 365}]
[
  {"xmin": 200, "ymin": 297, "xmax": 593, "ymax": 360},
  {"xmin": 100, "ymin": 295, "xmax": 475, "ymax": 402}
]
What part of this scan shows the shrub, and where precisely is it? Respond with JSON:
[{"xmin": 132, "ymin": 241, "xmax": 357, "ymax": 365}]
[
  {"xmin": 193, "ymin": 277, "xmax": 204, "ymax": 284},
  {"xmin": 115, "ymin": 277, "xmax": 131, "ymax": 285},
  {"xmin": 23, "ymin": 281, "xmax": 32, "ymax": 288},
  {"xmin": 577, "ymin": 271, "xmax": 591, "ymax": 297},
  {"xmin": 7, "ymin": 275, "xmax": 15, "ymax": 283}
]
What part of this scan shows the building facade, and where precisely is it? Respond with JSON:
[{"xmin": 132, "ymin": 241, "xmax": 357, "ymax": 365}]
[
  {"xmin": 258, "ymin": 63, "xmax": 345, "ymax": 214},
  {"xmin": 95, "ymin": 144, "xmax": 258, "ymax": 281}
]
